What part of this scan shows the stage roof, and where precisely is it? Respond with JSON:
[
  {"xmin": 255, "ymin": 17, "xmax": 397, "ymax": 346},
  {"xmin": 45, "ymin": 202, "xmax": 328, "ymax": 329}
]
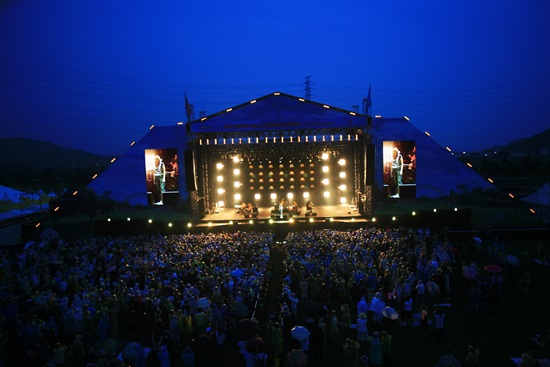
[{"xmin": 190, "ymin": 92, "xmax": 368, "ymax": 134}]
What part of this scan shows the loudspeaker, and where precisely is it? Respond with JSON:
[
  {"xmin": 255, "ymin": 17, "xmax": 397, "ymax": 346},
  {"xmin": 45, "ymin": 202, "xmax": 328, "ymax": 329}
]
[
  {"xmin": 184, "ymin": 150, "xmax": 196, "ymax": 191},
  {"xmin": 366, "ymin": 144, "xmax": 375, "ymax": 186}
]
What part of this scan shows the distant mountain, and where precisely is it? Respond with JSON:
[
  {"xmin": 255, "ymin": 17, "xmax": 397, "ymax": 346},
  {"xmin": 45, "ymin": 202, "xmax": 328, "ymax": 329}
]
[
  {"xmin": 486, "ymin": 128, "xmax": 550, "ymax": 155},
  {"xmin": 0, "ymin": 138, "xmax": 110, "ymax": 167}
]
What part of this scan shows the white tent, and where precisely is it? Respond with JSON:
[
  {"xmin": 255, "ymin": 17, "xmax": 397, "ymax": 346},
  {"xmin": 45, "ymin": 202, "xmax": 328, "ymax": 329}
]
[
  {"xmin": 0, "ymin": 185, "xmax": 25, "ymax": 203},
  {"xmin": 522, "ymin": 182, "xmax": 550, "ymax": 206}
]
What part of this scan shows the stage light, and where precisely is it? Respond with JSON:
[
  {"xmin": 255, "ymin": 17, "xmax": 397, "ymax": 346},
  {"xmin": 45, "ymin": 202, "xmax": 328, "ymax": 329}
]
[
  {"xmin": 208, "ymin": 222, "xmax": 213, "ymax": 227},
  {"xmin": 250, "ymin": 99, "xmax": 257, "ymax": 104},
  {"xmin": 229, "ymin": 221, "xmax": 234, "ymax": 225},
  {"xmin": 148, "ymin": 219, "xmax": 153, "ymax": 223},
  {"xmin": 303, "ymin": 192, "xmax": 310, "ymax": 199},
  {"xmin": 107, "ymin": 218, "xmax": 111, "ymax": 222},
  {"xmin": 234, "ymin": 194, "xmax": 241, "ymax": 201},
  {"xmin": 290, "ymin": 218, "xmax": 295, "ymax": 223},
  {"xmin": 254, "ymin": 193, "xmax": 261, "ymax": 200},
  {"xmin": 339, "ymin": 172, "xmax": 346, "ymax": 178},
  {"xmin": 323, "ymin": 104, "xmax": 330, "ymax": 109},
  {"xmin": 233, "ymin": 169, "xmax": 240, "ymax": 175},
  {"xmin": 466, "ymin": 162, "xmax": 473, "ymax": 168},
  {"xmin": 168, "ymin": 223, "xmax": 173, "ymax": 227},
  {"xmin": 509, "ymin": 193, "xmax": 515, "ymax": 199},
  {"xmin": 323, "ymin": 191, "xmax": 330, "ymax": 198},
  {"xmin": 92, "ymin": 174, "xmax": 98, "ymax": 179},
  {"xmin": 271, "ymin": 193, "xmax": 277, "ymax": 200},
  {"xmin": 309, "ymin": 217, "xmax": 314, "ymax": 222},
  {"xmin": 299, "ymin": 98, "xmax": 305, "ymax": 102},
  {"xmin": 127, "ymin": 217, "xmax": 131, "ymax": 221},
  {"xmin": 433, "ymin": 208, "xmax": 437, "ymax": 212},
  {"xmin": 226, "ymin": 108, "xmax": 233, "ymax": 112},
  {"xmin": 234, "ymin": 181, "xmax": 241, "ymax": 188},
  {"xmin": 425, "ymin": 131, "xmax": 430, "ymax": 136},
  {"xmin": 392, "ymin": 216, "xmax": 396, "ymax": 221},
  {"xmin": 269, "ymin": 219, "xmax": 274, "ymax": 224},
  {"xmin": 412, "ymin": 211, "xmax": 416, "ymax": 216},
  {"xmin": 216, "ymin": 163, "xmax": 224, "ymax": 169},
  {"xmin": 322, "ymin": 166, "xmax": 329, "ymax": 173},
  {"xmin": 340, "ymin": 197, "xmax": 347, "ymax": 204},
  {"xmin": 217, "ymin": 188, "xmax": 225, "ymax": 194},
  {"xmin": 454, "ymin": 208, "xmax": 458, "ymax": 211},
  {"xmin": 322, "ymin": 152, "xmax": 329, "ymax": 160},
  {"xmin": 287, "ymin": 193, "xmax": 294, "ymax": 200},
  {"xmin": 187, "ymin": 223, "xmax": 192, "ymax": 228},
  {"xmin": 329, "ymin": 217, "xmax": 334, "ymax": 222},
  {"xmin": 233, "ymin": 156, "xmax": 240, "ymax": 163},
  {"xmin": 372, "ymin": 217, "xmax": 376, "ymax": 222},
  {"xmin": 322, "ymin": 179, "xmax": 329, "ymax": 185},
  {"xmin": 339, "ymin": 184, "xmax": 346, "ymax": 191},
  {"xmin": 217, "ymin": 176, "xmax": 223, "ymax": 182},
  {"xmin": 249, "ymin": 219, "xmax": 254, "ymax": 225},
  {"xmin": 338, "ymin": 159, "xmax": 346, "ymax": 166},
  {"xmin": 351, "ymin": 218, "xmax": 355, "ymax": 222},
  {"xmin": 530, "ymin": 208, "xmax": 535, "ymax": 214}
]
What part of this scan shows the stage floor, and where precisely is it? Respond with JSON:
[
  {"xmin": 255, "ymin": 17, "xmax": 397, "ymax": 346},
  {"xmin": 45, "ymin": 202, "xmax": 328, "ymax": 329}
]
[{"xmin": 202, "ymin": 203, "xmax": 363, "ymax": 223}]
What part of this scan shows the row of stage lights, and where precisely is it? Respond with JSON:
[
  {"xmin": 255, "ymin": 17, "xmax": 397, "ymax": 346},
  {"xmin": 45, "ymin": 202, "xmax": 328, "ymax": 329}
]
[
  {"xmin": 95, "ymin": 207, "xmax": 466, "ymax": 230},
  {"xmin": 215, "ymin": 153, "xmax": 350, "ymax": 206}
]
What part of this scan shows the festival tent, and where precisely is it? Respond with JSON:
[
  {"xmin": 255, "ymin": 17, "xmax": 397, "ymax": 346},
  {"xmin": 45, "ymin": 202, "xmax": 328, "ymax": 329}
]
[
  {"xmin": 0, "ymin": 184, "xmax": 25, "ymax": 203},
  {"xmin": 87, "ymin": 92, "xmax": 493, "ymax": 205},
  {"xmin": 521, "ymin": 182, "xmax": 550, "ymax": 206}
]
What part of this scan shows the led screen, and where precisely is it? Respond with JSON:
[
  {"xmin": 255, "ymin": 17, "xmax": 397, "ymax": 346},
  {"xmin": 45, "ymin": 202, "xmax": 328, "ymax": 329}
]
[
  {"xmin": 145, "ymin": 148, "xmax": 179, "ymax": 206},
  {"xmin": 383, "ymin": 141, "xmax": 416, "ymax": 199}
]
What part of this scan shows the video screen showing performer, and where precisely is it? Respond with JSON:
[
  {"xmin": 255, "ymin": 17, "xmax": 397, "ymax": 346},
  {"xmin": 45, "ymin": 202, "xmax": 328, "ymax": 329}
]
[
  {"xmin": 145, "ymin": 148, "xmax": 179, "ymax": 206},
  {"xmin": 383, "ymin": 141, "xmax": 416, "ymax": 199}
]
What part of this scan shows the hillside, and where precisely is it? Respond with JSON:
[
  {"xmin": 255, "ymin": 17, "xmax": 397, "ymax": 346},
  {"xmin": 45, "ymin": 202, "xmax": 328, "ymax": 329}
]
[
  {"xmin": 486, "ymin": 128, "xmax": 550, "ymax": 155},
  {"xmin": 0, "ymin": 137, "xmax": 110, "ymax": 168}
]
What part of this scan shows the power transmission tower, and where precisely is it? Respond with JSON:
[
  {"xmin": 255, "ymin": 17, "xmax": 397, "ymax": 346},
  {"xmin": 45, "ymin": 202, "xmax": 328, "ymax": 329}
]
[{"xmin": 304, "ymin": 76, "xmax": 312, "ymax": 100}]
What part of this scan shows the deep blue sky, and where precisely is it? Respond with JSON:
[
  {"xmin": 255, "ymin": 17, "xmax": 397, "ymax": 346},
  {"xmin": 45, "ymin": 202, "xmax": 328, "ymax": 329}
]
[{"xmin": 1, "ymin": 0, "xmax": 549, "ymax": 156}]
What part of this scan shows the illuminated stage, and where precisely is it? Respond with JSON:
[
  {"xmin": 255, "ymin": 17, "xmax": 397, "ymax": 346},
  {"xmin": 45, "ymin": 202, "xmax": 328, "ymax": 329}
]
[{"xmin": 202, "ymin": 203, "xmax": 362, "ymax": 223}]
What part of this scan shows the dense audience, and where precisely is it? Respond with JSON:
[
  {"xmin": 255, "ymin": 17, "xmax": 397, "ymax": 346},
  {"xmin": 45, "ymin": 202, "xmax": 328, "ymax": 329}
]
[{"xmin": 0, "ymin": 226, "xmax": 544, "ymax": 366}]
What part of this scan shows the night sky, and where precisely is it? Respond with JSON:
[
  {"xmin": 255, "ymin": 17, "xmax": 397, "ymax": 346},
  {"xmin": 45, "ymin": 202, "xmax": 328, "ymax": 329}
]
[{"xmin": 1, "ymin": 0, "xmax": 549, "ymax": 156}]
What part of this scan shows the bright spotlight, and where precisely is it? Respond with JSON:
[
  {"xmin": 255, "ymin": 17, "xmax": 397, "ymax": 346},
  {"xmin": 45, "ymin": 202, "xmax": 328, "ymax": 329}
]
[
  {"xmin": 338, "ymin": 159, "xmax": 346, "ymax": 166},
  {"xmin": 234, "ymin": 194, "xmax": 241, "ymax": 201},
  {"xmin": 322, "ymin": 166, "xmax": 329, "ymax": 173},
  {"xmin": 303, "ymin": 192, "xmax": 310, "ymax": 199},
  {"xmin": 433, "ymin": 208, "xmax": 437, "ymax": 212},
  {"xmin": 322, "ymin": 178, "xmax": 329, "ymax": 185},
  {"xmin": 127, "ymin": 217, "xmax": 131, "ymax": 221},
  {"xmin": 232, "ymin": 156, "xmax": 240, "ymax": 163},
  {"xmin": 254, "ymin": 193, "xmax": 261, "ymax": 200},
  {"xmin": 249, "ymin": 219, "xmax": 254, "ymax": 224},
  {"xmin": 289, "ymin": 218, "xmax": 295, "ymax": 223},
  {"xmin": 323, "ymin": 191, "xmax": 330, "ymax": 198},
  {"xmin": 168, "ymin": 223, "xmax": 173, "ymax": 227},
  {"xmin": 321, "ymin": 152, "xmax": 329, "ymax": 160},
  {"xmin": 187, "ymin": 223, "xmax": 192, "ymax": 228},
  {"xmin": 392, "ymin": 216, "xmax": 396, "ymax": 221},
  {"xmin": 148, "ymin": 219, "xmax": 153, "ymax": 223},
  {"xmin": 339, "ymin": 172, "xmax": 346, "ymax": 178},
  {"xmin": 217, "ymin": 175, "xmax": 223, "ymax": 182},
  {"xmin": 340, "ymin": 197, "xmax": 347, "ymax": 204},
  {"xmin": 234, "ymin": 181, "xmax": 241, "ymax": 188},
  {"xmin": 270, "ymin": 193, "xmax": 277, "ymax": 200},
  {"xmin": 339, "ymin": 184, "xmax": 346, "ymax": 191},
  {"xmin": 216, "ymin": 163, "xmax": 224, "ymax": 169},
  {"xmin": 269, "ymin": 219, "xmax": 274, "ymax": 224},
  {"xmin": 309, "ymin": 217, "xmax": 314, "ymax": 223},
  {"xmin": 233, "ymin": 169, "xmax": 240, "ymax": 175},
  {"xmin": 287, "ymin": 192, "xmax": 294, "ymax": 199},
  {"xmin": 217, "ymin": 188, "xmax": 225, "ymax": 194},
  {"xmin": 412, "ymin": 211, "xmax": 416, "ymax": 216}
]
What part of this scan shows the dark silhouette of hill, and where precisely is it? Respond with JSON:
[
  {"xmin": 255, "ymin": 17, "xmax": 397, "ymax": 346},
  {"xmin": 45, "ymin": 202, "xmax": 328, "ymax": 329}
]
[
  {"xmin": 0, "ymin": 137, "xmax": 110, "ymax": 168},
  {"xmin": 486, "ymin": 128, "xmax": 550, "ymax": 154}
]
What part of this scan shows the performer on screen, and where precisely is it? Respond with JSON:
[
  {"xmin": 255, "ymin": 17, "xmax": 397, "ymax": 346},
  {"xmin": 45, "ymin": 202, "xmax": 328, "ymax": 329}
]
[
  {"xmin": 390, "ymin": 147, "xmax": 403, "ymax": 198},
  {"xmin": 153, "ymin": 155, "xmax": 166, "ymax": 205}
]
